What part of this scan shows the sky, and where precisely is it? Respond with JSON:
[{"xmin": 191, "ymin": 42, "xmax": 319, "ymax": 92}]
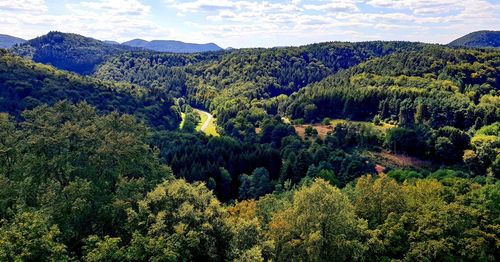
[{"xmin": 1, "ymin": 0, "xmax": 499, "ymax": 48}]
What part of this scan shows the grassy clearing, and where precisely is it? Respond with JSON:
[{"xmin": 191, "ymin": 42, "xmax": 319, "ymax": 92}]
[
  {"xmin": 179, "ymin": 112, "xmax": 186, "ymax": 129},
  {"xmin": 203, "ymin": 117, "xmax": 219, "ymax": 136},
  {"xmin": 195, "ymin": 110, "xmax": 208, "ymax": 132},
  {"xmin": 362, "ymin": 150, "xmax": 433, "ymax": 171},
  {"xmin": 191, "ymin": 109, "xmax": 220, "ymax": 137}
]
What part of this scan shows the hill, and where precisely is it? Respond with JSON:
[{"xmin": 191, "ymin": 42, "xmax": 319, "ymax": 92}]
[
  {"xmin": 122, "ymin": 38, "xmax": 222, "ymax": 53},
  {"xmin": 448, "ymin": 30, "xmax": 500, "ymax": 48},
  {"xmin": 285, "ymin": 45, "xmax": 499, "ymax": 130},
  {"xmin": 0, "ymin": 34, "xmax": 26, "ymax": 48},
  {"xmin": 0, "ymin": 49, "xmax": 180, "ymax": 129},
  {"xmin": 10, "ymin": 31, "xmax": 140, "ymax": 74},
  {"xmin": 95, "ymin": 41, "xmax": 427, "ymax": 136},
  {"xmin": 103, "ymin": 40, "xmax": 120, "ymax": 45}
]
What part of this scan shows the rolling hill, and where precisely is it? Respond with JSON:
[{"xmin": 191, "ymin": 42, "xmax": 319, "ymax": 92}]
[
  {"xmin": 10, "ymin": 31, "xmax": 140, "ymax": 74},
  {"xmin": 122, "ymin": 38, "xmax": 222, "ymax": 53},
  {"xmin": 449, "ymin": 30, "xmax": 500, "ymax": 48},
  {"xmin": 0, "ymin": 48, "xmax": 180, "ymax": 129},
  {"xmin": 0, "ymin": 34, "xmax": 26, "ymax": 48}
]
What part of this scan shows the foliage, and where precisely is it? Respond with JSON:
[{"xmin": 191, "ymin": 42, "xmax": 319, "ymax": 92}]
[
  {"xmin": 286, "ymin": 46, "xmax": 500, "ymax": 130},
  {"xmin": 0, "ymin": 49, "xmax": 181, "ymax": 129},
  {"xmin": 11, "ymin": 31, "xmax": 138, "ymax": 74},
  {"xmin": 0, "ymin": 211, "xmax": 68, "ymax": 261},
  {"xmin": 0, "ymin": 102, "xmax": 172, "ymax": 255}
]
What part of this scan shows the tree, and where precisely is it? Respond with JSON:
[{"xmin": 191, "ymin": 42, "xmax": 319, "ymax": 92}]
[
  {"xmin": 126, "ymin": 179, "xmax": 231, "ymax": 261},
  {"xmin": 268, "ymin": 179, "xmax": 367, "ymax": 261},
  {"xmin": 386, "ymin": 169, "xmax": 423, "ymax": 182},
  {"xmin": 1, "ymin": 102, "xmax": 173, "ymax": 254},
  {"xmin": 434, "ymin": 137, "xmax": 458, "ymax": 164},
  {"xmin": 351, "ymin": 174, "xmax": 406, "ymax": 228},
  {"xmin": 303, "ymin": 104, "xmax": 317, "ymax": 122},
  {"xmin": 182, "ymin": 111, "xmax": 201, "ymax": 132},
  {"xmin": 398, "ymin": 99, "xmax": 414, "ymax": 126},
  {"xmin": 0, "ymin": 113, "xmax": 19, "ymax": 179},
  {"xmin": 304, "ymin": 126, "xmax": 318, "ymax": 138},
  {"xmin": 218, "ymin": 167, "xmax": 233, "ymax": 201},
  {"xmin": 385, "ymin": 127, "xmax": 429, "ymax": 156},
  {"xmin": 0, "ymin": 211, "xmax": 68, "ymax": 261},
  {"xmin": 83, "ymin": 236, "xmax": 126, "ymax": 262},
  {"xmin": 239, "ymin": 168, "xmax": 274, "ymax": 199}
]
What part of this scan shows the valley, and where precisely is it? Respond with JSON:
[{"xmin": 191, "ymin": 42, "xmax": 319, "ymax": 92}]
[{"xmin": 0, "ymin": 30, "xmax": 498, "ymax": 261}]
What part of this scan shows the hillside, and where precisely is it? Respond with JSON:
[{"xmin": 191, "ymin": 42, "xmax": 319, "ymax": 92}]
[
  {"xmin": 0, "ymin": 34, "xmax": 26, "ymax": 48},
  {"xmin": 0, "ymin": 49, "xmax": 180, "ymax": 129},
  {"xmin": 284, "ymin": 45, "xmax": 499, "ymax": 169},
  {"xmin": 449, "ymin": 30, "xmax": 500, "ymax": 48},
  {"xmin": 122, "ymin": 38, "xmax": 222, "ymax": 53},
  {"xmin": 95, "ymin": 41, "xmax": 427, "ymax": 136},
  {"xmin": 10, "ymin": 32, "xmax": 140, "ymax": 74},
  {"xmin": 285, "ymin": 45, "xmax": 499, "ymax": 127}
]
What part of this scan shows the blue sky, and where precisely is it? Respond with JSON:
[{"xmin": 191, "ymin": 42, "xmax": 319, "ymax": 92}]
[{"xmin": 1, "ymin": 0, "xmax": 499, "ymax": 48}]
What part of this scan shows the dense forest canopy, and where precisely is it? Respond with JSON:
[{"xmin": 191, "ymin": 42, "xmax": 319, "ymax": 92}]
[
  {"xmin": 94, "ymin": 41, "xmax": 427, "ymax": 136},
  {"xmin": 0, "ymin": 31, "xmax": 499, "ymax": 261},
  {"xmin": 0, "ymin": 49, "xmax": 181, "ymax": 129},
  {"xmin": 285, "ymin": 46, "xmax": 500, "ymax": 129},
  {"xmin": 11, "ymin": 32, "xmax": 140, "ymax": 75}
]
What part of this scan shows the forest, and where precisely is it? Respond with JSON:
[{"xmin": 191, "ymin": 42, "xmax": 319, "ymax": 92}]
[{"xmin": 0, "ymin": 32, "xmax": 499, "ymax": 261}]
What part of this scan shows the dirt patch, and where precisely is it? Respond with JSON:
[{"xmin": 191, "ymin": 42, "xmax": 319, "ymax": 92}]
[
  {"xmin": 375, "ymin": 164, "xmax": 385, "ymax": 174},
  {"xmin": 294, "ymin": 124, "xmax": 334, "ymax": 139},
  {"xmin": 365, "ymin": 151, "xmax": 432, "ymax": 171}
]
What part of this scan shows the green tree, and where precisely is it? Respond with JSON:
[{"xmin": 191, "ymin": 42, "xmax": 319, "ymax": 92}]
[
  {"xmin": 434, "ymin": 137, "xmax": 458, "ymax": 164},
  {"xmin": 239, "ymin": 168, "xmax": 274, "ymax": 199},
  {"xmin": 182, "ymin": 111, "xmax": 201, "ymax": 132},
  {"xmin": 351, "ymin": 174, "xmax": 406, "ymax": 228},
  {"xmin": 0, "ymin": 211, "xmax": 68, "ymax": 261},
  {"xmin": 268, "ymin": 179, "xmax": 367, "ymax": 261},
  {"xmin": 83, "ymin": 236, "xmax": 126, "ymax": 262},
  {"xmin": 126, "ymin": 179, "xmax": 231, "ymax": 261}
]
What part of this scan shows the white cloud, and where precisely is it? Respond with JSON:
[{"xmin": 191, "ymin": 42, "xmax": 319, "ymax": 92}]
[
  {"xmin": 304, "ymin": 0, "xmax": 359, "ymax": 12},
  {"xmin": 0, "ymin": 0, "xmax": 47, "ymax": 13},
  {"xmin": 0, "ymin": 0, "xmax": 499, "ymax": 48},
  {"xmin": 367, "ymin": 0, "xmax": 463, "ymax": 16},
  {"xmin": 173, "ymin": 0, "xmax": 242, "ymax": 13},
  {"xmin": 0, "ymin": 0, "xmax": 175, "ymax": 42},
  {"xmin": 74, "ymin": 0, "xmax": 151, "ymax": 16}
]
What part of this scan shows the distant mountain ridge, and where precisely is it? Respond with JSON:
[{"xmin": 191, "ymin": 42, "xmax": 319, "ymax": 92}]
[
  {"xmin": 449, "ymin": 30, "xmax": 500, "ymax": 48},
  {"xmin": 11, "ymin": 31, "xmax": 139, "ymax": 74},
  {"xmin": 122, "ymin": 38, "xmax": 222, "ymax": 53},
  {"xmin": 103, "ymin": 40, "xmax": 121, "ymax": 45},
  {"xmin": 0, "ymin": 34, "xmax": 26, "ymax": 48}
]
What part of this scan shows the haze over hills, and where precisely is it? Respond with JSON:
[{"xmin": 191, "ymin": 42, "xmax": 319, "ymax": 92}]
[
  {"xmin": 0, "ymin": 34, "xmax": 26, "ymax": 48},
  {"xmin": 449, "ymin": 30, "xmax": 500, "ymax": 48},
  {"xmin": 103, "ymin": 40, "xmax": 120, "ymax": 45},
  {"xmin": 121, "ymin": 39, "xmax": 222, "ymax": 53}
]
